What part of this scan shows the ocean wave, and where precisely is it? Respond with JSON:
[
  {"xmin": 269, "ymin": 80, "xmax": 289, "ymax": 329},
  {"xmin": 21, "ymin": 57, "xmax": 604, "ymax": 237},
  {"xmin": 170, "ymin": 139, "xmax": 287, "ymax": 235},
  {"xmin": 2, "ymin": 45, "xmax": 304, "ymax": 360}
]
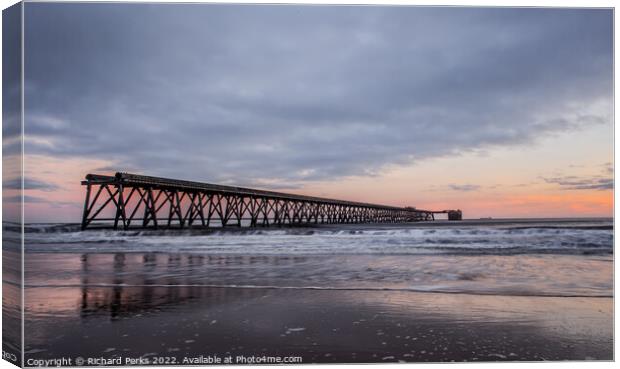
[
  {"xmin": 8, "ymin": 220, "xmax": 613, "ymax": 256},
  {"xmin": 11, "ymin": 219, "xmax": 614, "ymax": 234}
]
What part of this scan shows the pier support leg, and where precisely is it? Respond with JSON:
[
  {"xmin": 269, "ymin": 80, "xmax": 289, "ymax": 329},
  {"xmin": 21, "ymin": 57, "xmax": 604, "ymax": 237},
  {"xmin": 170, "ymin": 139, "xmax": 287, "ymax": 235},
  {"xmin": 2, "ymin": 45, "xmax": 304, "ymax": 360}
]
[{"xmin": 81, "ymin": 184, "xmax": 92, "ymax": 230}]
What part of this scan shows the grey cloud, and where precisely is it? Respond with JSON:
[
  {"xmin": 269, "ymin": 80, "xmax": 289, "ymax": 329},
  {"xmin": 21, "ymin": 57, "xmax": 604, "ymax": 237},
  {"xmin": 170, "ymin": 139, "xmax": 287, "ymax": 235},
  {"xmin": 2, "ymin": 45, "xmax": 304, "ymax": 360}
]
[
  {"xmin": 3, "ymin": 3, "xmax": 22, "ymax": 157},
  {"xmin": 3, "ymin": 194, "xmax": 78, "ymax": 207},
  {"xmin": 4, "ymin": 195, "xmax": 46, "ymax": 203},
  {"xmin": 543, "ymin": 176, "xmax": 613, "ymax": 191},
  {"xmin": 448, "ymin": 184, "xmax": 481, "ymax": 192},
  {"xmin": 3, "ymin": 178, "xmax": 60, "ymax": 191},
  {"xmin": 22, "ymin": 4, "xmax": 613, "ymax": 185},
  {"xmin": 90, "ymin": 165, "xmax": 126, "ymax": 174}
]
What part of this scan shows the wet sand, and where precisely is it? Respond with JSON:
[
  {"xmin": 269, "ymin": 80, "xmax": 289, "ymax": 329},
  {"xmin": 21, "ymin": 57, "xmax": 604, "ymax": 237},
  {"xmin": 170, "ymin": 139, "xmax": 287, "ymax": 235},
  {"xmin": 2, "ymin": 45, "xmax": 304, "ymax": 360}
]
[
  {"xmin": 24, "ymin": 285, "xmax": 612, "ymax": 364},
  {"xmin": 3, "ymin": 250, "xmax": 22, "ymax": 367}
]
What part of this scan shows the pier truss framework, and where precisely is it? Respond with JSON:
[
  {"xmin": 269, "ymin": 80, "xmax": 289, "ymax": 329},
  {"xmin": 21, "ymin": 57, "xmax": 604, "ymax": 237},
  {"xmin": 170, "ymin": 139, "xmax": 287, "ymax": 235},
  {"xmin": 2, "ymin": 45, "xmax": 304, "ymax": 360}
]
[{"xmin": 81, "ymin": 172, "xmax": 460, "ymax": 230}]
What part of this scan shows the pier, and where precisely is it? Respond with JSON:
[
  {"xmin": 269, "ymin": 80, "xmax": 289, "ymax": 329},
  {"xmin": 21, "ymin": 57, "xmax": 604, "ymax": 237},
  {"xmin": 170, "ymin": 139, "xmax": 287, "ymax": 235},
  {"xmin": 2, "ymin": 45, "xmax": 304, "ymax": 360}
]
[{"xmin": 81, "ymin": 172, "xmax": 462, "ymax": 230}]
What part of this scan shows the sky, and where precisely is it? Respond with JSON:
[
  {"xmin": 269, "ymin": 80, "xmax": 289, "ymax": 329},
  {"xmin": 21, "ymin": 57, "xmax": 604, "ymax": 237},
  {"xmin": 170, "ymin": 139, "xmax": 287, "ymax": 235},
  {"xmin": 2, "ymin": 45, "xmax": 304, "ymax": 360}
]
[{"xmin": 3, "ymin": 3, "xmax": 613, "ymax": 222}]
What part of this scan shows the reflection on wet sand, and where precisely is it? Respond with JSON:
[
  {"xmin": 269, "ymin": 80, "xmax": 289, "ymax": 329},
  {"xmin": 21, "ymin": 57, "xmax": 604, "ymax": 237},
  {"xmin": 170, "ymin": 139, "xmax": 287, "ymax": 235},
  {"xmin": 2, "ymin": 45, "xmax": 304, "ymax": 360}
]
[
  {"xmin": 3, "ymin": 282, "xmax": 22, "ymax": 364},
  {"xmin": 22, "ymin": 252, "xmax": 612, "ymax": 363},
  {"xmin": 3, "ymin": 250, "xmax": 22, "ymax": 366},
  {"xmin": 75, "ymin": 253, "xmax": 308, "ymax": 318},
  {"xmin": 78, "ymin": 253, "xmax": 263, "ymax": 320}
]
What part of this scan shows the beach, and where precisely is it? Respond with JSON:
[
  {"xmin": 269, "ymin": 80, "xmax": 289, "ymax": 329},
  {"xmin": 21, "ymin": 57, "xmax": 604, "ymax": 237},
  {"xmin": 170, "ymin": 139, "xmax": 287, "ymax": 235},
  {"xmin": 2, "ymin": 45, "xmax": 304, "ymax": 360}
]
[
  {"xmin": 8, "ymin": 219, "xmax": 615, "ymax": 363},
  {"xmin": 23, "ymin": 284, "xmax": 612, "ymax": 363}
]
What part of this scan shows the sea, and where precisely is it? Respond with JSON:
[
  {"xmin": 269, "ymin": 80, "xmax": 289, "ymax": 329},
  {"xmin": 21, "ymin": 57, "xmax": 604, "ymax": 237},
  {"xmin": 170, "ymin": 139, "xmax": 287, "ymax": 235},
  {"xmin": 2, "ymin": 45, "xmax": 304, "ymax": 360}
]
[
  {"xmin": 2, "ymin": 218, "xmax": 614, "ymax": 363},
  {"xmin": 7, "ymin": 217, "xmax": 614, "ymax": 297}
]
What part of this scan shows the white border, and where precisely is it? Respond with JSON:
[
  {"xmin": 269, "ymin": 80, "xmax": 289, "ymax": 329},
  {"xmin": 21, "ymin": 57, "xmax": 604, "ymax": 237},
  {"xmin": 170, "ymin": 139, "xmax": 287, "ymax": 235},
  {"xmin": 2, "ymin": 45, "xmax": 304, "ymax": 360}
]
[{"xmin": 0, "ymin": 2, "xmax": 616, "ymax": 369}]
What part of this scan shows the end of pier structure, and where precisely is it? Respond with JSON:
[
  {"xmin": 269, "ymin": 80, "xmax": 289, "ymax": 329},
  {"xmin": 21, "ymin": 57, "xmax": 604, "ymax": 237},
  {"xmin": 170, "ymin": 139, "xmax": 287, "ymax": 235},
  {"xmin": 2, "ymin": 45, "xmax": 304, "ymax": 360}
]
[{"xmin": 448, "ymin": 210, "xmax": 463, "ymax": 221}]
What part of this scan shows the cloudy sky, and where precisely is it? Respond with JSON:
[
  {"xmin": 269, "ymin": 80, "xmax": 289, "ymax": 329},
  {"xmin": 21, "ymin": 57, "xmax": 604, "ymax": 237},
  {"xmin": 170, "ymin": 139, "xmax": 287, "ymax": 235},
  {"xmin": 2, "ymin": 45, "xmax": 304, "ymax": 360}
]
[{"xmin": 6, "ymin": 3, "xmax": 613, "ymax": 222}]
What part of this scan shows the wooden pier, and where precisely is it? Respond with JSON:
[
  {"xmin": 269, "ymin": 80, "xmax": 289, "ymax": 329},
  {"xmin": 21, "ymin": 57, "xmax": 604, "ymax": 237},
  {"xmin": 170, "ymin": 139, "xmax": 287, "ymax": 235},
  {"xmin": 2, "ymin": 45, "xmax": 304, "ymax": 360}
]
[{"xmin": 80, "ymin": 172, "xmax": 462, "ymax": 230}]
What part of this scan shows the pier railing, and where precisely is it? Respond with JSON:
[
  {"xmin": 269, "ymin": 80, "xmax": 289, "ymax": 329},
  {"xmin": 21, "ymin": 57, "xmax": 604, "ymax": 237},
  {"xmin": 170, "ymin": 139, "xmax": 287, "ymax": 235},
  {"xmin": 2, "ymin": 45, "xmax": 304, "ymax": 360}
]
[{"xmin": 80, "ymin": 172, "xmax": 462, "ymax": 230}]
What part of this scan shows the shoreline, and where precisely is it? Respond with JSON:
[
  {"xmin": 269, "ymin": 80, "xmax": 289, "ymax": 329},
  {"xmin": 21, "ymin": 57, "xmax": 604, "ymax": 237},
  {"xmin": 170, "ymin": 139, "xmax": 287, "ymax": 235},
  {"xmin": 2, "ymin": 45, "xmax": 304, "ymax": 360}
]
[{"xmin": 20, "ymin": 283, "xmax": 614, "ymax": 299}]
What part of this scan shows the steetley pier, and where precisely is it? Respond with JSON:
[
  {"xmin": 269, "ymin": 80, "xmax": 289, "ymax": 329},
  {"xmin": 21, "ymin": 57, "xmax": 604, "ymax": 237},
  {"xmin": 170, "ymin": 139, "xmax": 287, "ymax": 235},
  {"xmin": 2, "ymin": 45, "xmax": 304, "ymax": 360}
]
[{"xmin": 80, "ymin": 172, "xmax": 463, "ymax": 230}]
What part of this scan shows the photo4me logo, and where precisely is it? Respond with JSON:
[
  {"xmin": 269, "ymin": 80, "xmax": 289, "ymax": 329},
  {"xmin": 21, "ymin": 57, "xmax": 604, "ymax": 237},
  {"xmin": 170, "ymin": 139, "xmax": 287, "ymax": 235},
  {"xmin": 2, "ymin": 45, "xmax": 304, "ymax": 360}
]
[{"xmin": 2, "ymin": 350, "xmax": 18, "ymax": 363}]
